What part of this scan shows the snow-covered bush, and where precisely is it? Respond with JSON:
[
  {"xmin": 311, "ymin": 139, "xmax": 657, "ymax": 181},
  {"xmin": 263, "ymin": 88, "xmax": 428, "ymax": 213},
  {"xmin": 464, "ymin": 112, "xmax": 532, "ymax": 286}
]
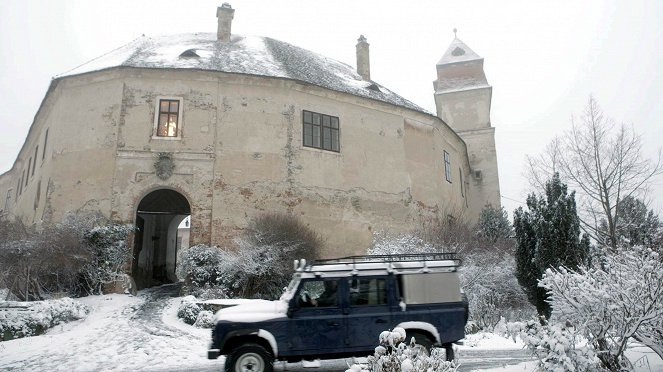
[
  {"xmin": 507, "ymin": 319, "xmax": 600, "ymax": 372},
  {"xmin": 461, "ymin": 253, "xmax": 532, "ymax": 330},
  {"xmin": 193, "ymin": 310, "xmax": 215, "ymax": 328},
  {"xmin": 178, "ymin": 213, "xmax": 321, "ymax": 300},
  {"xmin": 368, "ymin": 232, "xmax": 438, "ymax": 255},
  {"xmin": 80, "ymin": 223, "xmax": 133, "ymax": 295},
  {"xmin": 0, "ymin": 297, "xmax": 89, "ymax": 340},
  {"xmin": 345, "ymin": 327, "xmax": 457, "ymax": 372},
  {"xmin": 368, "ymin": 228, "xmax": 531, "ymax": 331},
  {"xmin": 177, "ymin": 245, "xmax": 227, "ymax": 292},
  {"xmin": 0, "ymin": 213, "xmax": 131, "ymax": 299},
  {"xmin": 539, "ymin": 245, "xmax": 663, "ymax": 370},
  {"xmin": 176, "ymin": 296, "xmax": 202, "ymax": 325}
]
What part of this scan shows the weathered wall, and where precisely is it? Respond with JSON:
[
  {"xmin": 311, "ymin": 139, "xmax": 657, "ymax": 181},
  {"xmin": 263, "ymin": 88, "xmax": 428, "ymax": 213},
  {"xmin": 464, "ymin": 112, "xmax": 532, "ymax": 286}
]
[{"xmin": 1, "ymin": 67, "xmax": 478, "ymax": 256}]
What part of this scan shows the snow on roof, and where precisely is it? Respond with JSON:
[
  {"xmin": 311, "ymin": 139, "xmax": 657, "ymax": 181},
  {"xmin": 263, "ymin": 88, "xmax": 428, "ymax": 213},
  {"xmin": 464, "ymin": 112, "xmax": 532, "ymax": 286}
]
[
  {"xmin": 57, "ymin": 33, "xmax": 428, "ymax": 113},
  {"xmin": 436, "ymin": 37, "xmax": 482, "ymax": 65}
]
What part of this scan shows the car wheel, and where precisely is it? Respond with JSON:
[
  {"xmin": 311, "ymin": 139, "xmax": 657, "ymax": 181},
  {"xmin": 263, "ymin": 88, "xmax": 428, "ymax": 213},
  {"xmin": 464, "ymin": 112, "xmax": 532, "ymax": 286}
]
[
  {"xmin": 406, "ymin": 333, "xmax": 432, "ymax": 358},
  {"xmin": 224, "ymin": 343, "xmax": 274, "ymax": 372}
]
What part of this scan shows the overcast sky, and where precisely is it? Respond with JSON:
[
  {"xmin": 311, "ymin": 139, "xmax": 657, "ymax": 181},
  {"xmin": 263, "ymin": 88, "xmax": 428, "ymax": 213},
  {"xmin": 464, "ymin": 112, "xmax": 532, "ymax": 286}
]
[{"xmin": 1, "ymin": 0, "xmax": 662, "ymax": 216}]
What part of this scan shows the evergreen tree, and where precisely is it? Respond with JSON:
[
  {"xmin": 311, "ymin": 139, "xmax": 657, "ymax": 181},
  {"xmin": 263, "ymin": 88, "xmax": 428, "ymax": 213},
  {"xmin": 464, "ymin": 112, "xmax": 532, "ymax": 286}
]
[
  {"xmin": 513, "ymin": 173, "xmax": 590, "ymax": 319},
  {"xmin": 599, "ymin": 196, "xmax": 660, "ymax": 247},
  {"xmin": 476, "ymin": 204, "xmax": 512, "ymax": 242}
]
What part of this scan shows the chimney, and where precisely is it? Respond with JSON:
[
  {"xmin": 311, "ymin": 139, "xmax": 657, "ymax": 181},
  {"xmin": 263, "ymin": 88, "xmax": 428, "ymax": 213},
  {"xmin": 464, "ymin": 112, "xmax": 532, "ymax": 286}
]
[
  {"xmin": 216, "ymin": 3, "xmax": 235, "ymax": 42},
  {"xmin": 356, "ymin": 35, "xmax": 370, "ymax": 81}
]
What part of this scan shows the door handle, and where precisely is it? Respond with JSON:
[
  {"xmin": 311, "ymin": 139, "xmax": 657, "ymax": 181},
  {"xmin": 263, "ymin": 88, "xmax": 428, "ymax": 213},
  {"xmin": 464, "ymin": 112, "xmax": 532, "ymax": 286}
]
[
  {"xmin": 376, "ymin": 319, "xmax": 388, "ymax": 324},
  {"xmin": 327, "ymin": 321, "xmax": 340, "ymax": 327}
]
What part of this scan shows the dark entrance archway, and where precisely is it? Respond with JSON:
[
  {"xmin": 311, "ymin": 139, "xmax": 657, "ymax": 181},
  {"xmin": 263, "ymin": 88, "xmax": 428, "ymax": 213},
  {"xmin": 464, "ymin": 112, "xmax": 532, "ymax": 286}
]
[{"xmin": 133, "ymin": 189, "xmax": 191, "ymax": 289}]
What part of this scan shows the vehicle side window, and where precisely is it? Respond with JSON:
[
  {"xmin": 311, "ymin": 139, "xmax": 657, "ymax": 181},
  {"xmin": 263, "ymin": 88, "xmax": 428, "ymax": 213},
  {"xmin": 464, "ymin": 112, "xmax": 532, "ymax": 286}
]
[
  {"xmin": 348, "ymin": 278, "xmax": 386, "ymax": 306},
  {"xmin": 298, "ymin": 279, "xmax": 338, "ymax": 308}
]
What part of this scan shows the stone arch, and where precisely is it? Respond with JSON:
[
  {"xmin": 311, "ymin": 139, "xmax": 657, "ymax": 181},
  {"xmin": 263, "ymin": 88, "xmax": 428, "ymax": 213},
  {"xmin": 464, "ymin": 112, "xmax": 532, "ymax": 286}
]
[{"xmin": 132, "ymin": 188, "xmax": 191, "ymax": 289}]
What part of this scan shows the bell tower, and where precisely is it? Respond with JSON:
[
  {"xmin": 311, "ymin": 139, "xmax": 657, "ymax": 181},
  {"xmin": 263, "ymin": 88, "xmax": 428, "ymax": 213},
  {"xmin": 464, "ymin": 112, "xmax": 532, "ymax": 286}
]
[{"xmin": 433, "ymin": 31, "xmax": 501, "ymax": 210}]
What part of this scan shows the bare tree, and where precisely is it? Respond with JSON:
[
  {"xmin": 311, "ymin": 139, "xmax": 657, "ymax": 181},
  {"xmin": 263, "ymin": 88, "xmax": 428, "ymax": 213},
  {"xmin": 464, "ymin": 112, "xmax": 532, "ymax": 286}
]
[{"xmin": 526, "ymin": 96, "xmax": 662, "ymax": 248}]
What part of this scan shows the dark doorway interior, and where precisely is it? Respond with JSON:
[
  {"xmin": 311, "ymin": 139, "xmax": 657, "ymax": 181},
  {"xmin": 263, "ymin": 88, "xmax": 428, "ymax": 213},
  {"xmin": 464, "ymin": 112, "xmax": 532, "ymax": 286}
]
[{"xmin": 133, "ymin": 189, "xmax": 190, "ymax": 289}]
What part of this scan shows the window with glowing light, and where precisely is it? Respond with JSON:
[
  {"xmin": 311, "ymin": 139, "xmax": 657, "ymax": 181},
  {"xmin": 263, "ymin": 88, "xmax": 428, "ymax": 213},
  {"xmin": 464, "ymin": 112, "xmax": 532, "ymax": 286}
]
[{"xmin": 153, "ymin": 97, "xmax": 183, "ymax": 139}]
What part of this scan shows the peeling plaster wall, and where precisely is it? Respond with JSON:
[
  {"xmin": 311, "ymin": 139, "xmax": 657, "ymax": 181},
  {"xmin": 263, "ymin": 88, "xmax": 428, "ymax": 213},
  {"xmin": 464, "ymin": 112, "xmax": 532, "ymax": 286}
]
[{"xmin": 1, "ymin": 68, "xmax": 478, "ymax": 257}]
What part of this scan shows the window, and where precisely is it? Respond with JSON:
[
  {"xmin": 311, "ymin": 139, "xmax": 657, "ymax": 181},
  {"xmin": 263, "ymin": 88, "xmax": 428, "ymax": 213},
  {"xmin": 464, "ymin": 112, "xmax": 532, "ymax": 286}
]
[
  {"xmin": 154, "ymin": 98, "xmax": 182, "ymax": 138},
  {"xmin": 4, "ymin": 189, "xmax": 11, "ymax": 211},
  {"xmin": 19, "ymin": 171, "xmax": 24, "ymax": 195},
  {"xmin": 303, "ymin": 110, "xmax": 339, "ymax": 152},
  {"xmin": 32, "ymin": 146, "xmax": 38, "ymax": 175},
  {"xmin": 348, "ymin": 278, "xmax": 387, "ymax": 306},
  {"xmin": 298, "ymin": 279, "xmax": 338, "ymax": 308},
  {"xmin": 444, "ymin": 151, "xmax": 452, "ymax": 183},
  {"xmin": 26, "ymin": 159, "xmax": 32, "ymax": 184},
  {"xmin": 459, "ymin": 168, "xmax": 464, "ymax": 197},
  {"xmin": 42, "ymin": 129, "xmax": 49, "ymax": 162}
]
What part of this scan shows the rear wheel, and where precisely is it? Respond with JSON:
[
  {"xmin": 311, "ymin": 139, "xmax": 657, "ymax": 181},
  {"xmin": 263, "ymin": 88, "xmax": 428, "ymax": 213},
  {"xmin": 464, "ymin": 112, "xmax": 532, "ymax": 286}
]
[{"xmin": 224, "ymin": 343, "xmax": 274, "ymax": 372}]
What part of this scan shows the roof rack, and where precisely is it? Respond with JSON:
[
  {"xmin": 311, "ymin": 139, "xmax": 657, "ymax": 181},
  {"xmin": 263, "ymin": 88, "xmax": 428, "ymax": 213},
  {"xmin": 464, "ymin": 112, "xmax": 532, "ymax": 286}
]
[{"xmin": 301, "ymin": 252, "xmax": 461, "ymax": 276}]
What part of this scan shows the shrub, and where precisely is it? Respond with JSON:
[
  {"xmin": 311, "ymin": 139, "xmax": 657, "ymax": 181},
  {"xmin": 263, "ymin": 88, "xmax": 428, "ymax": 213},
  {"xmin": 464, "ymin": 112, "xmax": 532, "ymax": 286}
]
[
  {"xmin": 0, "ymin": 297, "xmax": 90, "ymax": 341},
  {"xmin": 0, "ymin": 213, "xmax": 132, "ymax": 300},
  {"xmin": 193, "ymin": 310, "xmax": 215, "ymax": 328},
  {"xmin": 79, "ymin": 223, "xmax": 133, "ymax": 295},
  {"xmin": 507, "ymin": 320, "xmax": 600, "ymax": 372},
  {"xmin": 346, "ymin": 327, "xmax": 458, "ymax": 372},
  {"xmin": 176, "ymin": 245, "xmax": 227, "ymax": 291},
  {"xmin": 367, "ymin": 221, "xmax": 531, "ymax": 331},
  {"xmin": 176, "ymin": 296, "xmax": 202, "ymax": 325}
]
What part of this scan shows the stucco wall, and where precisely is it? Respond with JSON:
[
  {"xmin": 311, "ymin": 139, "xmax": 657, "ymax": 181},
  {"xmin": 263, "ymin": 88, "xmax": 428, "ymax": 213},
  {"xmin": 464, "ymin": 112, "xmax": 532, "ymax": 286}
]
[{"xmin": 1, "ymin": 67, "xmax": 478, "ymax": 256}]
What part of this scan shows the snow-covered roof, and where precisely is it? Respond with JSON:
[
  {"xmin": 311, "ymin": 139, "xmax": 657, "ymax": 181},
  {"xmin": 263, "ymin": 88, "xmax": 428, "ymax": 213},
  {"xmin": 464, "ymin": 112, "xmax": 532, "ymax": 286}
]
[
  {"xmin": 57, "ymin": 33, "xmax": 428, "ymax": 113},
  {"xmin": 436, "ymin": 37, "xmax": 483, "ymax": 65}
]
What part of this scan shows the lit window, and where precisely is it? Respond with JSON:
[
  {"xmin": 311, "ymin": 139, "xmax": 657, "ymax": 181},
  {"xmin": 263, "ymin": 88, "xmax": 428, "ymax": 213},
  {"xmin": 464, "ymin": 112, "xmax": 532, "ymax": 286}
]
[
  {"xmin": 303, "ymin": 110, "xmax": 339, "ymax": 152},
  {"xmin": 444, "ymin": 151, "xmax": 452, "ymax": 183},
  {"xmin": 156, "ymin": 99, "xmax": 180, "ymax": 137}
]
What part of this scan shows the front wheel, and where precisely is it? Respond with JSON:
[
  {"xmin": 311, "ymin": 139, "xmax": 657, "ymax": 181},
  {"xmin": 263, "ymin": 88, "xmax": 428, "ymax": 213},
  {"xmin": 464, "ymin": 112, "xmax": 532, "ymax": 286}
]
[{"xmin": 224, "ymin": 343, "xmax": 274, "ymax": 372}]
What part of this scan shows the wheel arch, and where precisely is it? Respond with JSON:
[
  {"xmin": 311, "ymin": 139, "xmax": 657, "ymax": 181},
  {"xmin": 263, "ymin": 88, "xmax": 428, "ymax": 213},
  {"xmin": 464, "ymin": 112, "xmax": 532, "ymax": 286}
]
[{"xmin": 397, "ymin": 321, "xmax": 441, "ymax": 345}]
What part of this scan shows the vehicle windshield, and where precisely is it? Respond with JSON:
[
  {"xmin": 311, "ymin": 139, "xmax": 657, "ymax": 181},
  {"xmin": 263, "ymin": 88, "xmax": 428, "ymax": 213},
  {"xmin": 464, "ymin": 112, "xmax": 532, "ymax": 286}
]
[{"xmin": 279, "ymin": 273, "xmax": 301, "ymax": 301}]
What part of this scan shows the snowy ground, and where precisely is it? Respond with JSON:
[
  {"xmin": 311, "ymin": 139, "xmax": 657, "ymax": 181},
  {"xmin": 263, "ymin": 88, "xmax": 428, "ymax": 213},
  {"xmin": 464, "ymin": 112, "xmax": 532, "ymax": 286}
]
[{"xmin": 1, "ymin": 286, "xmax": 660, "ymax": 371}]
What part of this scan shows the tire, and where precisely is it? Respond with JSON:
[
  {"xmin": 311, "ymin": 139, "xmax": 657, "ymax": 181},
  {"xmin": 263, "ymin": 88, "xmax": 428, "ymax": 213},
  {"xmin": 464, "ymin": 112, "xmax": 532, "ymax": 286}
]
[
  {"xmin": 224, "ymin": 343, "xmax": 274, "ymax": 372},
  {"xmin": 406, "ymin": 333, "xmax": 433, "ymax": 358}
]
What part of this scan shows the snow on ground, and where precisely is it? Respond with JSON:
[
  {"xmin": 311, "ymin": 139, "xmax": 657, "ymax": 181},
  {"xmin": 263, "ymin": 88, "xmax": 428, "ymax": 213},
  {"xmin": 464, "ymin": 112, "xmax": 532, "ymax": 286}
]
[
  {"xmin": 1, "ymin": 289, "xmax": 661, "ymax": 372},
  {"xmin": 0, "ymin": 288, "xmax": 221, "ymax": 371}
]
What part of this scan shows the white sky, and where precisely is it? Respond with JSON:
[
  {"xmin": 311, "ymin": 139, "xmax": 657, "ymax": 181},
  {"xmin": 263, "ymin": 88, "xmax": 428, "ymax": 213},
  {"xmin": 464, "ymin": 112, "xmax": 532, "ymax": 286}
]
[{"xmin": 1, "ymin": 0, "xmax": 662, "ymax": 216}]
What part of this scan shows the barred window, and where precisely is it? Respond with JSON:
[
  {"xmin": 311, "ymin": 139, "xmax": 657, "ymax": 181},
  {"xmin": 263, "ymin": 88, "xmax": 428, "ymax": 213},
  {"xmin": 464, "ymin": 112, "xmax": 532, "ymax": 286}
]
[{"xmin": 303, "ymin": 110, "xmax": 339, "ymax": 152}]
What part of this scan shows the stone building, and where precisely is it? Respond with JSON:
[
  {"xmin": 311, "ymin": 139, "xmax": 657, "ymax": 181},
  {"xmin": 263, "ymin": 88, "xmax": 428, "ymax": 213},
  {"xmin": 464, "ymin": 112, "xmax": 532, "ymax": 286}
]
[{"xmin": 0, "ymin": 5, "xmax": 499, "ymax": 288}]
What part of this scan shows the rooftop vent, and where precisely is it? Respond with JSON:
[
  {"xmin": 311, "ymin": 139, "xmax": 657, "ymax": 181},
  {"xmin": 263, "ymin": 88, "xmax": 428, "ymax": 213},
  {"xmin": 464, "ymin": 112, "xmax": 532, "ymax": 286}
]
[
  {"xmin": 452, "ymin": 47, "xmax": 466, "ymax": 57},
  {"xmin": 179, "ymin": 49, "xmax": 200, "ymax": 58}
]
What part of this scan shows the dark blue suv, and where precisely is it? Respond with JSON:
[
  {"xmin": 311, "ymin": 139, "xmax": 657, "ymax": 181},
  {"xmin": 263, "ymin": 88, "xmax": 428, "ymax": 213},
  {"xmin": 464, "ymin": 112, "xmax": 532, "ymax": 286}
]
[{"xmin": 208, "ymin": 253, "xmax": 468, "ymax": 372}]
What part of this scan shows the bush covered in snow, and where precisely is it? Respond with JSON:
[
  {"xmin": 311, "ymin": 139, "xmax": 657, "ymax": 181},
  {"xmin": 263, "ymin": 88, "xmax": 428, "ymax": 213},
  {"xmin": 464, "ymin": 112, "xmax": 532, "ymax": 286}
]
[
  {"xmin": 80, "ymin": 223, "xmax": 133, "ymax": 295},
  {"xmin": 538, "ymin": 245, "xmax": 663, "ymax": 371},
  {"xmin": 178, "ymin": 213, "xmax": 322, "ymax": 300},
  {"xmin": 0, "ymin": 297, "xmax": 89, "ymax": 341},
  {"xmin": 368, "ymin": 220, "xmax": 531, "ymax": 331},
  {"xmin": 346, "ymin": 327, "xmax": 457, "ymax": 372},
  {"xmin": 0, "ymin": 213, "xmax": 132, "ymax": 300},
  {"xmin": 508, "ymin": 319, "xmax": 600, "ymax": 372},
  {"xmin": 176, "ymin": 295, "xmax": 202, "ymax": 325}
]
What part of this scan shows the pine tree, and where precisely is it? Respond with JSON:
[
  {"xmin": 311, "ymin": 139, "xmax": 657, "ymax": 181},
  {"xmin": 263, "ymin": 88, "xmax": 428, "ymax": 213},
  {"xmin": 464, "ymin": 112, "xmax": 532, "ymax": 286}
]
[
  {"xmin": 476, "ymin": 204, "xmax": 512, "ymax": 242},
  {"xmin": 513, "ymin": 173, "xmax": 590, "ymax": 319}
]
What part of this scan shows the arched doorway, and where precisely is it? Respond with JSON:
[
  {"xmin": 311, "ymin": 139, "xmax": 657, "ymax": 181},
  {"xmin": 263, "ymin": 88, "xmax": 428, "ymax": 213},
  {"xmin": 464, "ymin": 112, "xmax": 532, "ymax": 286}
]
[{"xmin": 133, "ymin": 189, "xmax": 191, "ymax": 289}]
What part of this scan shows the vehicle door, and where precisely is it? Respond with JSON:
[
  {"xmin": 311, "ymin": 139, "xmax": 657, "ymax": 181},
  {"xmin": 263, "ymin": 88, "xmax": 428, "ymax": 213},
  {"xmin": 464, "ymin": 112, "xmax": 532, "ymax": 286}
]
[
  {"xmin": 345, "ymin": 276, "xmax": 392, "ymax": 351},
  {"xmin": 288, "ymin": 278, "xmax": 347, "ymax": 354}
]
